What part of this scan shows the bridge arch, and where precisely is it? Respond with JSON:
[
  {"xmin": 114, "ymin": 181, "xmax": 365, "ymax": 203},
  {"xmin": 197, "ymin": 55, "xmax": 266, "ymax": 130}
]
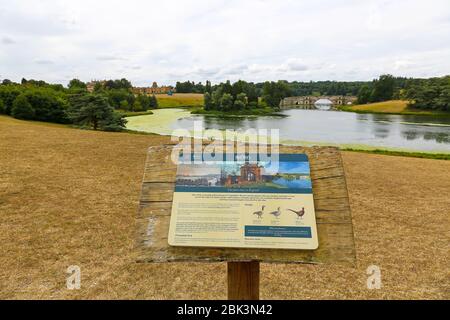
[
  {"xmin": 314, "ymin": 98, "xmax": 333, "ymax": 110},
  {"xmin": 280, "ymin": 95, "xmax": 357, "ymax": 109}
]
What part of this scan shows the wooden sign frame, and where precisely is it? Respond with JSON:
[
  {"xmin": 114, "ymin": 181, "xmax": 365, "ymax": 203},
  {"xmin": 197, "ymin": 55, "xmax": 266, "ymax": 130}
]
[{"xmin": 135, "ymin": 144, "xmax": 356, "ymax": 299}]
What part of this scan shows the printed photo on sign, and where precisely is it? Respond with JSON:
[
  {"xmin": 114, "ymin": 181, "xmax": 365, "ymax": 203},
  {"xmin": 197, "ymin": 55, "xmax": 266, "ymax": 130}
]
[{"xmin": 168, "ymin": 154, "xmax": 319, "ymax": 250}]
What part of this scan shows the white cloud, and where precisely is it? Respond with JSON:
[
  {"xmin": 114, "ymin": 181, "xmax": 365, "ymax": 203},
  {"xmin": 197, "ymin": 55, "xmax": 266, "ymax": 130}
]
[
  {"xmin": 34, "ymin": 59, "xmax": 54, "ymax": 65},
  {"xmin": 96, "ymin": 55, "xmax": 127, "ymax": 62},
  {"xmin": 0, "ymin": 0, "xmax": 449, "ymax": 86},
  {"xmin": 1, "ymin": 36, "xmax": 16, "ymax": 45}
]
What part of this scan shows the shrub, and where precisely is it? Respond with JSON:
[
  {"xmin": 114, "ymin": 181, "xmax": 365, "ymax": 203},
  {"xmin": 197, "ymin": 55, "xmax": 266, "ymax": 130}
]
[
  {"xmin": 23, "ymin": 88, "xmax": 68, "ymax": 123},
  {"xmin": 0, "ymin": 99, "xmax": 5, "ymax": 114},
  {"xmin": 11, "ymin": 94, "xmax": 35, "ymax": 120},
  {"xmin": 233, "ymin": 100, "xmax": 246, "ymax": 110},
  {"xmin": 0, "ymin": 85, "xmax": 23, "ymax": 114},
  {"xmin": 101, "ymin": 113, "xmax": 128, "ymax": 132}
]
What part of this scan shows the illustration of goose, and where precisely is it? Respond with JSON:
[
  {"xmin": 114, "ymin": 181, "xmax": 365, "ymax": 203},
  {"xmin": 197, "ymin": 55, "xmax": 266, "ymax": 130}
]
[
  {"xmin": 288, "ymin": 207, "xmax": 305, "ymax": 219},
  {"xmin": 253, "ymin": 205, "xmax": 265, "ymax": 219},
  {"xmin": 269, "ymin": 207, "xmax": 282, "ymax": 219}
]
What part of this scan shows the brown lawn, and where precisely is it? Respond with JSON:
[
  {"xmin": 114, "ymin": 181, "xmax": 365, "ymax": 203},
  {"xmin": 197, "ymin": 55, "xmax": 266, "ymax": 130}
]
[
  {"xmin": 0, "ymin": 115, "xmax": 449, "ymax": 299},
  {"xmin": 154, "ymin": 93, "xmax": 204, "ymax": 108},
  {"xmin": 350, "ymin": 100, "xmax": 409, "ymax": 113}
]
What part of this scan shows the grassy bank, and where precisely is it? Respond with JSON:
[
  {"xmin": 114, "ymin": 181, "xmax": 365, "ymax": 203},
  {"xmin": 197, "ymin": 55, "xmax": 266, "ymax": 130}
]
[
  {"xmin": 155, "ymin": 93, "xmax": 204, "ymax": 108},
  {"xmin": 341, "ymin": 100, "xmax": 450, "ymax": 116},
  {"xmin": 343, "ymin": 148, "xmax": 450, "ymax": 160},
  {"xmin": 116, "ymin": 109, "xmax": 154, "ymax": 117}
]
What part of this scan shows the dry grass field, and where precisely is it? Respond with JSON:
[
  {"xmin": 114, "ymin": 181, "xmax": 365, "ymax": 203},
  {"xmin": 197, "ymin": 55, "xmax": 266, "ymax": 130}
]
[
  {"xmin": 155, "ymin": 93, "xmax": 204, "ymax": 108},
  {"xmin": 0, "ymin": 115, "xmax": 449, "ymax": 299},
  {"xmin": 350, "ymin": 100, "xmax": 409, "ymax": 113},
  {"xmin": 348, "ymin": 100, "xmax": 450, "ymax": 116}
]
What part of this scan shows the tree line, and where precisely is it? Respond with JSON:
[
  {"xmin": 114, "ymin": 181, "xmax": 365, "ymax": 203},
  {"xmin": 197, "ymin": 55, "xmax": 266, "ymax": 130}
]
[
  {"xmin": 403, "ymin": 76, "xmax": 450, "ymax": 111},
  {"xmin": 0, "ymin": 78, "xmax": 158, "ymax": 131},
  {"xmin": 356, "ymin": 74, "xmax": 450, "ymax": 110},
  {"xmin": 176, "ymin": 79, "xmax": 366, "ymax": 97},
  {"xmin": 68, "ymin": 78, "xmax": 158, "ymax": 111},
  {"xmin": 175, "ymin": 81, "xmax": 209, "ymax": 94},
  {"xmin": 175, "ymin": 79, "xmax": 373, "ymax": 97}
]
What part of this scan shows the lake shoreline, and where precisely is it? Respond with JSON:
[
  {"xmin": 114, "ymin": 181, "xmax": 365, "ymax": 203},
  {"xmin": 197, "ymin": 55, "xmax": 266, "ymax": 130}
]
[
  {"xmin": 339, "ymin": 100, "xmax": 450, "ymax": 117},
  {"xmin": 339, "ymin": 107, "xmax": 450, "ymax": 117}
]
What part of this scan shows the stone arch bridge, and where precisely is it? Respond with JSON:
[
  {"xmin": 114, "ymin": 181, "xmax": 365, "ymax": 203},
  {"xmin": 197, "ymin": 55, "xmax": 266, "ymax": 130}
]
[{"xmin": 280, "ymin": 95, "xmax": 357, "ymax": 109}]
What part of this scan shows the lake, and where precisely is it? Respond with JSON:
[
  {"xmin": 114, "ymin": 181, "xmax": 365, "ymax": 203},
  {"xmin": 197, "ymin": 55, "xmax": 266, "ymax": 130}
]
[
  {"xmin": 126, "ymin": 108, "xmax": 450, "ymax": 153},
  {"xmin": 272, "ymin": 177, "xmax": 312, "ymax": 189}
]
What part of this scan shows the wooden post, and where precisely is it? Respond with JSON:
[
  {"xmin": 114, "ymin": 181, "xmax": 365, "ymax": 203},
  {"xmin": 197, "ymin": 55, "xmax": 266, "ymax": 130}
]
[{"xmin": 227, "ymin": 261, "xmax": 260, "ymax": 300}]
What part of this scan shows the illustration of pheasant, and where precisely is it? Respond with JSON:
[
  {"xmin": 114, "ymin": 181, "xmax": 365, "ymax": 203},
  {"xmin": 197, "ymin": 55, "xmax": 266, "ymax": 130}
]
[
  {"xmin": 269, "ymin": 207, "xmax": 282, "ymax": 219},
  {"xmin": 288, "ymin": 207, "xmax": 306, "ymax": 219},
  {"xmin": 253, "ymin": 205, "xmax": 265, "ymax": 219}
]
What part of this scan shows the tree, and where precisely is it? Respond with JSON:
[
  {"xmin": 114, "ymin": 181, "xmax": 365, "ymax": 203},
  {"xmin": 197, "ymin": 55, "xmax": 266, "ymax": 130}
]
[
  {"xmin": 107, "ymin": 89, "xmax": 134, "ymax": 109},
  {"xmin": 233, "ymin": 100, "xmax": 246, "ymax": 110},
  {"xmin": 235, "ymin": 92, "xmax": 247, "ymax": 109},
  {"xmin": 23, "ymin": 88, "xmax": 68, "ymax": 123},
  {"xmin": 262, "ymin": 81, "xmax": 291, "ymax": 108},
  {"xmin": 93, "ymin": 82, "xmax": 104, "ymax": 92},
  {"xmin": 357, "ymin": 85, "xmax": 372, "ymax": 104},
  {"xmin": 133, "ymin": 100, "xmax": 143, "ymax": 112},
  {"xmin": 136, "ymin": 94, "xmax": 150, "ymax": 111},
  {"xmin": 119, "ymin": 100, "xmax": 130, "ymax": 111},
  {"xmin": 211, "ymin": 87, "xmax": 223, "ymax": 109},
  {"xmin": 232, "ymin": 80, "xmax": 245, "ymax": 98},
  {"xmin": 118, "ymin": 78, "xmax": 132, "ymax": 90},
  {"xmin": 149, "ymin": 95, "xmax": 158, "ymax": 108},
  {"xmin": 205, "ymin": 80, "xmax": 212, "ymax": 94},
  {"xmin": 68, "ymin": 79, "xmax": 87, "ymax": 91},
  {"xmin": 68, "ymin": 94, "xmax": 126, "ymax": 131},
  {"xmin": 0, "ymin": 99, "xmax": 5, "ymax": 114},
  {"xmin": 220, "ymin": 93, "xmax": 233, "ymax": 111},
  {"xmin": 204, "ymin": 92, "xmax": 213, "ymax": 110},
  {"xmin": 11, "ymin": 94, "xmax": 35, "ymax": 120},
  {"xmin": 406, "ymin": 76, "xmax": 450, "ymax": 111},
  {"xmin": 246, "ymin": 83, "xmax": 259, "ymax": 106},
  {"xmin": 0, "ymin": 85, "xmax": 23, "ymax": 114},
  {"xmin": 175, "ymin": 81, "xmax": 204, "ymax": 93},
  {"xmin": 222, "ymin": 80, "xmax": 233, "ymax": 95},
  {"xmin": 437, "ymin": 87, "xmax": 450, "ymax": 111},
  {"xmin": 101, "ymin": 112, "xmax": 128, "ymax": 132},
  {"xmin": 104, "ymin": 79, "xmax": 132, "ymax": 90},
  {"xmin": 370, "ymin": 74, "xmax": 395, "ymax": 102}
]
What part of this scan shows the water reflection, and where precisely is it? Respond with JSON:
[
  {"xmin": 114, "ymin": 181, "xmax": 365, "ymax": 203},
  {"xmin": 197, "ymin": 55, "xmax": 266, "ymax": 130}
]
[
  {"xmin": 402, "ymin": 131, "xmax": 419, "ymax": 141},
  {"xmin": 423, "ymin": 132, "xmax": 450, "ymax": 143}
]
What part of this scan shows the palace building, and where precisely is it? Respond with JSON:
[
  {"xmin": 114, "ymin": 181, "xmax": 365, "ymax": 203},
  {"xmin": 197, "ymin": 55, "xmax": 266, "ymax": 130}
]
[
  {"xmin": 223, "ymin": 162, "xmax": 263, "ymax": 186},
  {"xmin": 86, "ymin": 80, "xmax": 106, "ymax": 93},
  {"xmin": 132, "ymin": 82, "xmax": 175, "ymax": 95}
]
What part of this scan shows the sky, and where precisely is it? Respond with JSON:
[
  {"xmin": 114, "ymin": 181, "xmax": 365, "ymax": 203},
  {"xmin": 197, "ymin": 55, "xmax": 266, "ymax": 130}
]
[
  {"xmin": 1, "ymin": 0, "xmax": 450, "ymax": 86},
  {"xmin": 177, "ymin": 160, "xmax": 309, "ymax": 176}
]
